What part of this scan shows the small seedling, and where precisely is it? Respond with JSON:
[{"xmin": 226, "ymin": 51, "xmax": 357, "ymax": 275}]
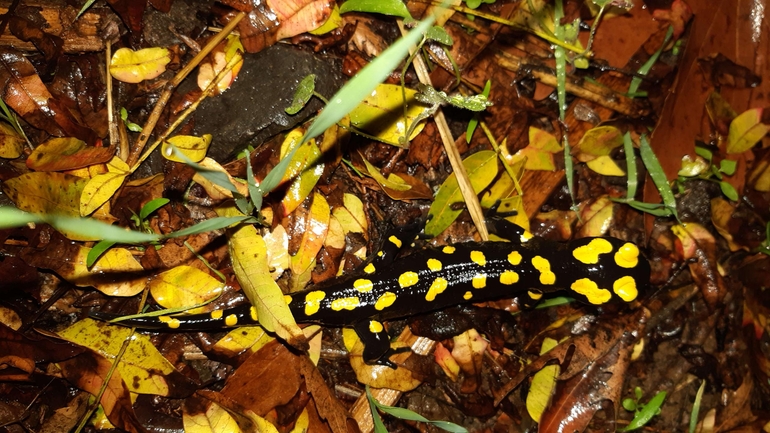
[
  {"xmin": 676, "ymin": 145, "xmax": 738, "ymax": 201},
  {"xmin": 620, "ymin": 386, "xmax": 667, "ymax": 431},
  {"xmin": 120, "ymin": 107, "xmax": 143, "ymax": 132}
]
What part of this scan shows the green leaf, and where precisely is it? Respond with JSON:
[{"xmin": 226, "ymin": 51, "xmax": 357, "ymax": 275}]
[
  {"xmin": 366, "ymin": 386, "xmax": 468, "ymax": 433},
  {"xmin": 694, "ymin": 145, "xmax": 712, "ymax": 161},
  {"xmin": 466, "ymin": 80, "xmax": 491, "ymax": 143},
  {"xmin": 624, "ymin": 200, "xmax": 675, "ymax": 217},
  {"xmin": 166, "ymin": 216, "xmax": 253, "ymax": 238},
  {"xmin": 628, "ymin": 26, "xmax": 673, "ymax": 95},
  {"xmin": 168, "ymin": 147, "xmax": 240, "ymax": 194},
  {"xmin": 50, "ymin": 214, "xmax": 161, "ymax": 243},
  {"xmin": 285, "ymin": 74, "xmax": 317, "ymax": 115},
  {"xmin": 639, "ymin": 135, "xmax": 678, "ymax": 219},
  {"xmin": 727, "ymin": 107, "xmax": 769, "ymax": 154},
  {"xmin": 622, "ymin": 398, "xmax": 637, "ymax": 412},
  {"xmin": 689, "ymin": 381, "xmax": 706, "ymax": 433},
  {"xmin": 139, "ymin": 197, "xmax": 170, "ymax": 221},
  {"xmin": 339, "ymin": 0, "xmax": 412, "ymax": 18},
  {"xmin": 425, "ymin": 150, "xmax": 498, "ymax": 236},
  {"xmin": 719, "ymin": 181, "xmax": 738, "ymax": 201},
  {"xmin": 622, "ymin": 132, "xmax": 638, "ymax": 200},
  {"xmin": 426, "ymin": 26, "xmax": 453, "ymax": 46},
  {"xmin": 86, "ymin": 240, "xmax": 117, "ymax": 268},
  {"xmin": 620, "ymin": 391, "xmax": 666, "ymax": 431},
  {"xmin": 719, "ymin": 159, "xmax": 737, "ymax": 176}
]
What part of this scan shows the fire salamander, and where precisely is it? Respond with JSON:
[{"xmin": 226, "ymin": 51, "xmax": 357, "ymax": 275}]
[{"xmin": 92, "ymin": 218, "xmax": 650, "ymax": 365}]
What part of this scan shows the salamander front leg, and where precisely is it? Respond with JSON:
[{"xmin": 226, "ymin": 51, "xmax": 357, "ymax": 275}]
[{"xmin": 352, "ymin": 320, "xmax": 409, "ymax": 368}]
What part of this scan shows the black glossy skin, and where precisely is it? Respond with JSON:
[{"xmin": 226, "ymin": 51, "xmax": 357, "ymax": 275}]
[{"xmin": 92, "ymin": 219, "xmax": 650, "ymax": 365}]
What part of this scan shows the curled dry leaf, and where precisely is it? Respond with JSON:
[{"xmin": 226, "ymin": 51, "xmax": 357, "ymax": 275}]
[{"xmin": 109, "ymin": 47, "xmax": 171, "ymax": 84}]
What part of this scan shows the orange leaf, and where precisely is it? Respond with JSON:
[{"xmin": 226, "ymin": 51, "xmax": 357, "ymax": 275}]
[{"xmin": 27, "ymin": 137, "xmax": 114, "ymax": 171}]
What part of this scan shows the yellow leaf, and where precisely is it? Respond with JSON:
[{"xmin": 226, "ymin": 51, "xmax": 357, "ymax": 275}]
[
  {"xmin": 0, "ymin": 122, "xmax": 24, "ymax": 158},
  {"xmin": 80, "ymin": 157, "xmax": 129, "ymax": 216},
  {"xmin": 576, "ymin": 125, "xmax": 623, "ymax": 158},
  {"xmin": 228, "ymin": 223, "xmax": 306, "ymax": 349},
  {"xmin": 332, "ymin": 193, "xmax": 367, "ymax": 235},
  {"xmin": 361, "ymin": 155, "xmax": 411, "ymax": 191},
  {"xmin": 163, "ymin": 134, "xmax": 213, "ymax": 163},
  {"xmin": 150, "ymin": 266, "xmax": 224, "ymax": 314},
  {"xmin": 526, "ymin": 338, "xmax": 559, "ymax": 422},
  {"xmin": 281, "ymin": 139, "xmax": 323, "ymax": 215},
  {"xmin": 586, "ymin": 155, "xmax": 625, "ymax": 176},
  {"xmin": 512, "ymin": 127, "xmax": 562, "ymax": 171},
  {"xmin": 349, "ymin": 84, "xmax": 429, "ymax": 145},
  {"xmin": 309, "ymin": 4, "xmax": 341, "ymax": 35},
  {"xmin": 192, "ymin": 157, "xmax": 248, "ymax": 200},
  {"xmin": 58, "ymin": 318, "xmax": 179, "ymax": 395},
  {"xmin": 263, "ymin": 224, "xmax": 289, "ymax": 280},
  {"xmin": 109, "ymin": 47, "xmax": 171, "ymax": 84},
  {"xmin": 213, "ymin": 326, "xmax": 274, "ymax": 357},
  {"xmin": 68, "ymin": 246, "xmax": 145, "ymax": 296},
  {"xmin": 727, "ymin": 107, "xmax": 769, "ymax": 154},
  {"xmin": 183, "ymin": 399, "xmax": 243, "ymax": 433}
]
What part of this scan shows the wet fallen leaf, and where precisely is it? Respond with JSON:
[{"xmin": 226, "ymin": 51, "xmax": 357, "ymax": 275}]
[
  {"xmin": 672, "ymin": 223, "xmax": 725, "ymax": 308},
  {"xmin": 26, "ymin": 137, "xmax": 113, "ymax": 171},
  {"xmin": 343, "ymin": 328, "xmax": 422, "ymax": 391},
  {"xmin": 150, "ymin": 266, "xmax": 224, "ymax": 314},
  {"xmin": 109, "ymin": 47, "xmax": 171, "ymax": 84},
  {"xmin": 350, "ymin": 83, "xmax": 429, "ymax": 145},
  {"xmin": 163, "ymin": 134, "xmax": 213, "ymax": 163},
  {"xmin": 526, "ymin": 338, "xmax": 559, "ymax": 423}
]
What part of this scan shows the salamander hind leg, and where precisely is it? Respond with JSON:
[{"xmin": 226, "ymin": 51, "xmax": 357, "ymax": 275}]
[{"xmin": 352, "ymin": 320, "xmax": 409, "ymax": 368}]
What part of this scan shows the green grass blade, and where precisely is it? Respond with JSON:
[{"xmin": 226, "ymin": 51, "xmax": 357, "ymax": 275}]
[{"xmin": 639, "ymin": 135, "xmax": 678, "ymax": 219}]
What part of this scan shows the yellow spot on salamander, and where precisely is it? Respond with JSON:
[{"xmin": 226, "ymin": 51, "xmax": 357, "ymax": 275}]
[
  {"xmin": 389, "ymin": 235, "xmax": 403, "ymax": 248},
  {"xmin": 398, "ymin": 271, "xmax": 419, "ymax": 288},
  {"xmin": 500, "ymin": 270, "xmax": 519, "ymax": 285},
  {"xmin": 354, "ymin": 278, "xmax": 374, "ymax": 292},
  {"xmin": 304, "ymin": 291, "xmax": 326, "ymax": 316},
  {"xmin": 225, "ymin": 314, "xmax": 238, "ymax": 326},
  {"xmin": 427, "ymin": 258, "xmax": 442, "ymax": 272},
  {"xmin": 508, "ymin": 251, "xmax": 522, "ymax": 266},
  {"xmin": 364, "ymin": 263, "xmax": 376, "ymax": 274},
  {"xmin": 159, "ymin": 316, "xmax": 180, "ymax": 329},
  {"xmin": 615, "ymin": 243, "xmax": 640, "ymax": 268},
  {"xmin": 369, "ymin": 320, "xmax": 384, "ymax": 333},
  {"xmin": 571, "ymin": 278, "xmax": 612, "ymax": 305},
  {"xmin": 442, "ymin": 246, "xmax": 456, "ymax": 254},
  {"xmin": 613, "ymin": 276, "xmax": 638, "ymax": 302},
  {"xmin": 331, "ymin": 296, "xmax": 360, "ymax": 311},
  {"xmin": 211, "ymin": 310, "xmax": 223, "ymax": 320},
  {"xmin": 377, "ymin": 251, "xmax": 384, "ymax": 257},
  {"xmin": 470, "ymin": 250, "xmax": 487, "ymax": 266},
  {"xmin": 284, "ymin": 295, "xmax": 293, "ymax": 305},
  {"xmin": 425, "ymin": 277, "xmax": 448, "ymax": 301},
  {"xmin": 520, "ymin": 231, "xmax": 533, "ymax": 243},
  {"xmin": 532, "ymin": 256, "xmax": 556, "ymax": 285},
  {"xmin": 472, "ymin": 273, "xmax": 487, "ymax": 289},
  {"xmin": 250, "ymin": 306, "xmax": 258, "ymax": 321},
  {"xmin": 374, "ymin": 292, "xmax": 397, "ymax": 310},
  {"xmin": 572, "ymin": 238, "xmax": 613, "ymax": 264},
  {"xmin": 463, "ymin": 291, "xmax": 473, "ymax": 300},
  {"xmin": 528, "ymin": 290, "xmax": 543, "ymax": 300}
]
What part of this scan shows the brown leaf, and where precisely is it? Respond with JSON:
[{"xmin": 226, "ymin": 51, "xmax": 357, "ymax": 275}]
[
  {"xmin": 58, "ymin": 350, "xmax": 147, "ymax": 433},
  {"xmin": 7, "ymin": 5, "xmax": 64, "ymax": 69},
  {"xmin": 0, "ymin": 48, "xmax": 96, "ymax": 144},
  {"xmin": 221, "ymin": 339, "xmax": 303, "ymax": 416},
  {"xmin": 299, "ymin": 355, "xmax": 357, "ymax": 433},
  {"xmin": 105, "ymin": 0, "xmax": 146, "ymax": 33}
]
